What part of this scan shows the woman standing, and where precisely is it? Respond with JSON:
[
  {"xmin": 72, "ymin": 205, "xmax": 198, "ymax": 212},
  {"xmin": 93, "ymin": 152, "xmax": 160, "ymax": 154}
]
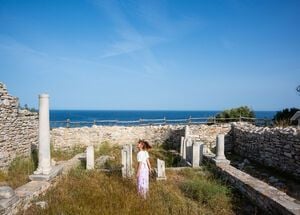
[{"xmin": 136, "ymin": 140, "xmax": 152, "ymax": 199}]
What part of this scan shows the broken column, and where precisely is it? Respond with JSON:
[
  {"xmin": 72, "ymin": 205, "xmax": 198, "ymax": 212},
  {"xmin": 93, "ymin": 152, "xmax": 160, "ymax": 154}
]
[
  {"xmin": 156, "ymin": 159, "xmax": 167, "ymax": 180},
  {"xmin": 86, "ymin": 146, "xmax": 94, "ymax": 170},
  {"xmin": 186, "ymin": 137, "xmax": 193, "ymax": 163},
  {"xmin": 213, "ymin": 134, "xmax": 230, "ymax": 164},
  {"xmin": 192, "ymin": 141, "xmax": 201, "ymax": 168},
  {"xmin": 180, "ymin": 137, "xmax": 184, "ymax": 157},
  {"xmin": 30, "ymin": 94, "xmax": 63, "ymax": 181},
  {"xmin": 184, "ymin": 125, "xmax": 190, "ymax": 138},
  {"xmin": 121, "ymin": 144, "xmax": 133, "ymax": 178}
]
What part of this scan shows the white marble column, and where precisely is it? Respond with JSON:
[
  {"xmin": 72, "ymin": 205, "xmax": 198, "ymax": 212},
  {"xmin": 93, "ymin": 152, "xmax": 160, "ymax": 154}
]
[
  {"xmin": 34, "ymin": 94, "xmax": 51, "ymax": 175},
  {"xmin": 184, "ymin": 125, "xmax": 190, "ymax": 138},
  {"xmin": 180, "ymin": 137, "xmax": 185, "ymax": 156},
  {"xmin": 192, "ymin": 141, "xmax": 200, "ymax": 168},
  {"xmin": 214, "ymin": 134, "xmax": 230, "ymax": 164},
  {"xmin": 186, "ymin": 137, "xmax": 193, "ymax": 162},
  {"xmin": 215, "ymin": 134, "xmax": 226, "ymax": 160},
  {"xmin": 156, "ymin": 159, "xmax": 166, "ymax": 180},
  {"xmin": 86, "ymin": 146, "xmax": 94, "ymax": 170},
  {"xmin": 121, "ymin": 144, "xmax": 133, "ymax": 178},
  {"xmin": 182, "ymin": 138, "xmax": 187, "ymax": 160}
]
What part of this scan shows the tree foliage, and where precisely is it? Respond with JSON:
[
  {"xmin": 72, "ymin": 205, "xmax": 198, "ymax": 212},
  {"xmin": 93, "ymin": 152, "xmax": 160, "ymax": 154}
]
[
  {"xmin": 216, "ymin": 106, "xmax": 255, "ymax": 121},
  {"xmin": 273, "ymin": 107, "xmax": 299, "ymax": 126}
]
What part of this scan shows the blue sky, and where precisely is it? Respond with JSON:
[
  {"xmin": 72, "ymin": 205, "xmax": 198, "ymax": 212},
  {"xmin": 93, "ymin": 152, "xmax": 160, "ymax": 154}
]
[{"xmin": 0, "ymin": 0, "xmax": 299, "ymax": 110}]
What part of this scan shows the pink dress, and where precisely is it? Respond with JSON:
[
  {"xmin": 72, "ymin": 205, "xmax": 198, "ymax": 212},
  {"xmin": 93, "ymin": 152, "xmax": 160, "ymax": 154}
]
[{"xmin": 137, "ymin": 150, "xmax": 149, "ymax": 198}]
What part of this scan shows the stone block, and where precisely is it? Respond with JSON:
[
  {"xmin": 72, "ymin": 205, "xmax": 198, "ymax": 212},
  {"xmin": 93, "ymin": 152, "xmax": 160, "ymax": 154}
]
[
  {"xmin": 0, "ymin": 186, "xmax": 14, "ymax": 199},
  {"xmin": 121, "ymin": 144, "xmax": 133, "ymax": 178},
  {"xmin": 0, "ymin": 195, "xmax": 18, "ymax": 210},
  {"xmin": 156, "ymin": 159, "xmax": 166, "ymax": 180},
  {"xmin": 192, "ymin": 142, "xmax": 200, "ymax": 168}
]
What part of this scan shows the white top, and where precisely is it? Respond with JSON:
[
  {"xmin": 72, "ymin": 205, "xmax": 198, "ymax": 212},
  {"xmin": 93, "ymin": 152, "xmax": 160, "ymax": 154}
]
[{"xmin": 137, "ymin": 151, "xmax": 149, "ymax": 164}]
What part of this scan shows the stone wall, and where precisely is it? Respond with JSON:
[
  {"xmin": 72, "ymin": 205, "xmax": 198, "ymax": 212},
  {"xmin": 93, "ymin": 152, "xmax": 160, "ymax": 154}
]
[
  {"xmin": 232, "ymin": 123, "xmax": 300, "ymax": 179},
  {"xmin": 0, "ymin": 83, "xmax": 38, "ymax": 169},
  {"xmin": 50, "ymin": 124, "xmax": 232, "ymax": 151},
  {"xmin": 188, "ymin": 124, "xmax": 232, "ymax": 149},
  {"xmin": 51, "ymin": 125, "xmax": 184, "ymax": 150}
]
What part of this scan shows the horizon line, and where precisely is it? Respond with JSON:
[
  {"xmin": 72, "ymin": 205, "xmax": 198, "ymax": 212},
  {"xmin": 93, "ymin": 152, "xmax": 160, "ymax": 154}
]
[{"xmin": 49, "ymin": 109, "xmax": 279, "ymax": 112}]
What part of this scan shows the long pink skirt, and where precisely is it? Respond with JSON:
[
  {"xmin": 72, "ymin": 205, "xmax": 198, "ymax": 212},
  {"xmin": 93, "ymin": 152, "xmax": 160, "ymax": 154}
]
[{"xmin": 137, "ymin": 163, "xmax": 149, "ymax": 199}]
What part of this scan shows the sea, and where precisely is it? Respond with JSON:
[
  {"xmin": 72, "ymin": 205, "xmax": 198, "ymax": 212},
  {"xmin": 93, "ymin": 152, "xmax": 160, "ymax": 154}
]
[{"xmin": 50, "ymin": 110, "xmax": 276, "ymax": 128}]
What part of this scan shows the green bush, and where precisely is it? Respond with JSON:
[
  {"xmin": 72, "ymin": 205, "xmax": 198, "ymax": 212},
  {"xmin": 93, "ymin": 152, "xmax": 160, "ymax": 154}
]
[
  {"xmin": 273, "ymin": 107, "xmax": 299, "ymax": 126},
  {"xmin": 216, "ymin": 106, "xmax": 255, "ymax": 122}
]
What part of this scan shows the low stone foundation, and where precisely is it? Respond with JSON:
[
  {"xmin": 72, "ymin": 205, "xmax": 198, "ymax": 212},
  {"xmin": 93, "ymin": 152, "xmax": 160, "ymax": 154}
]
[
  {"xmin": 0, "ymin": 153, "xmax": 84, "ymax": 215},
  {"xmin": 204, "ymin": 154, "xmax": 300, "ymax": 215}
]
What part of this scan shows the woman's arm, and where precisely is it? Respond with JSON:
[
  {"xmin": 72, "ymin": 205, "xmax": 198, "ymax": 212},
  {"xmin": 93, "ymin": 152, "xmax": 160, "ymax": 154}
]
[
  {"xmin": 136, "ymin": 162, "xmax": 141, "ymax": 178},
  {"xmin": 146, "ymin": 159, "xmax": 151, "ymax": 171}
]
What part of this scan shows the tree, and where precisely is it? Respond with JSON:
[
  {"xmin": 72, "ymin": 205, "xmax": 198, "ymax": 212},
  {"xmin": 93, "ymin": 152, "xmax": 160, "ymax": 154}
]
[{"xmin": 216, "ymin": 106, "xmax": 255, "ymax": 122}]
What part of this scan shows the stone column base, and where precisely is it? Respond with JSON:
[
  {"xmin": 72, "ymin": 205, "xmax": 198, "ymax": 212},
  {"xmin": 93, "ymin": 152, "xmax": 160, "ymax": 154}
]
[
  {"xmin": 29, "ymin": 164, "xmax": 63, "ymax": 181},
  {"xmin": 212, "ymin": 158, "xmax": 230, "ymax": 165}
]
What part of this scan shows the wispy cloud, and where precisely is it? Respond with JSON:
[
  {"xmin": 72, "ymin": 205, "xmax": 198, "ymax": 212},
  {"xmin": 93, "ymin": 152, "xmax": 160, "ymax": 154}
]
[
  {"xmin": 93, "ymin": 0, "xmax": 202, "ymax": 59},
  {"xmin": 0, "ymin": 34, "xmax": 138, "ymax": 76}
]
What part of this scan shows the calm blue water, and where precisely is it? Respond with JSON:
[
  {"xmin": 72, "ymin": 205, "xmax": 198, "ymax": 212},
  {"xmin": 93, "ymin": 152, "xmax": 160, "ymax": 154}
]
[{"xmin": 50, "ymin": 110, "xmax": 276, "ymax": 127}]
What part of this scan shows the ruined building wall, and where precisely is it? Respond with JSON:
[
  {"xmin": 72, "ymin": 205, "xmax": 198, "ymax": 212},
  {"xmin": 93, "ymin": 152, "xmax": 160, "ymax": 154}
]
[
  {"xmin": 232, "ymin": 123, "xmax": 300, "ymax": 179},
  {"xmin": 0, "ymin": 83, "xmax": 38, "ymax": 169}
]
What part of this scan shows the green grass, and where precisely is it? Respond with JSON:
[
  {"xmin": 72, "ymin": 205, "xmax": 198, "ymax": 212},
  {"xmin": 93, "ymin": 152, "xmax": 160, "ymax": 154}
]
[
  {"xmin": 179, "ymin": 168, "xmax": 232, "ymax": 214},
  {"xmin": 149, "ymin": 146, "xmax": 182, "ymax": 167},
  {"xmin": 22, "ymin": 167, "xmax": 236, "ymax": 215},
  {"xmin": 51, "ymin": 145, "xmax": 85, "ymax": 161},
  {"xmin": 19, "ymin": 143, "xmax": 254, "ymax": 214},
  {"xmin": 0, "ymin": 150, "xmax": 38, "ymax": 188}
]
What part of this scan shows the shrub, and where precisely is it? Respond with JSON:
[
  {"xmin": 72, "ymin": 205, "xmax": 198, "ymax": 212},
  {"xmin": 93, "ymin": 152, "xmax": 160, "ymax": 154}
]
[
  {"xmin": 216, "ymin": 106, "xmax": 255, "ymax": 122},
  {"xmin": 273, "ymin": 107, "xmax": 299, "ymax": 126}
]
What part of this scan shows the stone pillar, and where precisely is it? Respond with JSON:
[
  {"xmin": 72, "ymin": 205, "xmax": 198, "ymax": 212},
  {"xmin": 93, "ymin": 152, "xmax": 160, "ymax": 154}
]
[
  {"xmin": 180, "ymin": 137, "xmax": 185, "ymax": 156},
  {"xmin": 182, "ymin": 138, "xmax": 187, "ymax": 160},
  {"xmin": 86, "ymin": 146, "xmax": 94, "ymax": 170},
  {"xmin": 30, "ymin": 94, "xmax": 63, "ymax": 181},
  {"xmin": 184, "ymin": 125, "xmax": 190, "ymax": 138},
  {"xmin": 186, "ymin": 137, "xmax": 193, "ymax": 163},
  {"xmin": 156, "ymin": 159, "xmax": 166, "ymax": 180},
  {"xmin": 0, "ymin": 186, "xmax": 19, "ymax": 211},
  {"xmin": 199, "ymin": 143, "xmax": 204, "ymax": 163},
  {"xmin": 214, "ymin": 134, "xmax": 230, "ymax": 164},
  {"xmin": 192, "ymin": 141, "xmax": 200, "ymax": 168},
  {"xmin": 121, "ymin": 144, "xmax": 133, "ymax": 178},
  {"xmin": 35, "ymin": 94, "xmax": 51, "ymax": 175}
]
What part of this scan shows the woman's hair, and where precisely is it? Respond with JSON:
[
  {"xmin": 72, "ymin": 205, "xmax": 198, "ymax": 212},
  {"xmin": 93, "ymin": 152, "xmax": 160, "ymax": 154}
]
[{"xmin": 138, "ymin": 139, "xmax": 152, "ymax": 150}]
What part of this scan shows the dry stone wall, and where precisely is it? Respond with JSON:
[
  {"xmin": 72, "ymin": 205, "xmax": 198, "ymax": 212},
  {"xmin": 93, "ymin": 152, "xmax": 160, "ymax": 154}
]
[
  {"xmin": 0, "ymin": 83, "xmax": 38, "ymax": 169},
  {"xmin": 188, "ymin": 124, "xmax": 232, "ymax": 149},
  {"xmin": 50, "ymin": 124, "xmax": 232, "ymax": 151},
  {"xmin": 51, "ymin": 125, "xmax": 184, "ymax": 150},
  {"xmin": 232, "ymin": 123, "xmax": 300, "ymax": 179}
]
